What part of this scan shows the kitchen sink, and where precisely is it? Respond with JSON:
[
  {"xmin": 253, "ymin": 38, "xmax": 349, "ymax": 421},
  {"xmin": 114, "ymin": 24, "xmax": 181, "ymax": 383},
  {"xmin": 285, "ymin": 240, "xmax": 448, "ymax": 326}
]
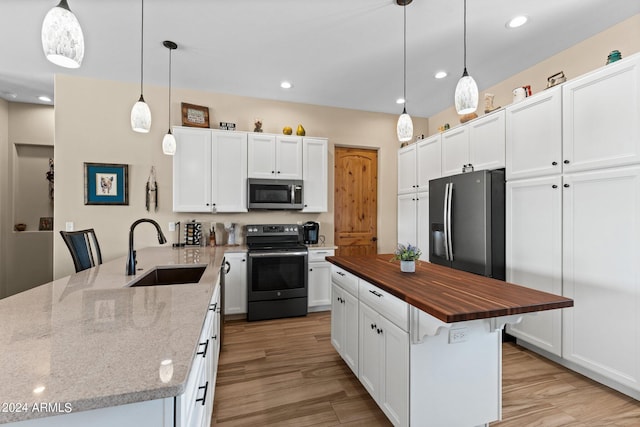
[{"xmin": 128, "ymin": 265, "xmax": 207, "ymax": 287}]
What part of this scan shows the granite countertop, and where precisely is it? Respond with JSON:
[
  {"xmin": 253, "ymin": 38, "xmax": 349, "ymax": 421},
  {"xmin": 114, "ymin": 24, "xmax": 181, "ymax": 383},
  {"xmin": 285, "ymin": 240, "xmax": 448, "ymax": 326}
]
[
  {"xmin": 0, "ymin": 246, "xmax": 225, "ymax": 424},
  {"xmin": 327, "ymin": 254, "xmax": 573, "ymax": 323}
]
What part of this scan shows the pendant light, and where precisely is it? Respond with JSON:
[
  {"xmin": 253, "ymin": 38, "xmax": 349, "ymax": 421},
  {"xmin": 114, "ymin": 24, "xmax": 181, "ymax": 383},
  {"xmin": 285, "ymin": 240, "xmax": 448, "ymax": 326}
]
[
  {"xmin": 130, "ymin": 0, "xmax": 151, "ymax": 133},
  {"xmin": 41, "ymin": 0, "xmax": 85, "ymax": 68},
  {"xmin": 396, "ymin": 0, "xmax": 413, "ymax": 143},
  {"xmin": 162, "ymin": 41, "xmax": 178, "ymax": 156},
  {"xmin": 454, "ymin": 0, "xmax": 478, "ymax": 115}
]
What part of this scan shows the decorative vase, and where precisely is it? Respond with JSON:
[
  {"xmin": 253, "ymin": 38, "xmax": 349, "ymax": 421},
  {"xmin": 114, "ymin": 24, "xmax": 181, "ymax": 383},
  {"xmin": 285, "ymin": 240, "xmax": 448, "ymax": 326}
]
[{"xmin": 400, "ymin": 260, "xmax": 415, "ymax": 273}]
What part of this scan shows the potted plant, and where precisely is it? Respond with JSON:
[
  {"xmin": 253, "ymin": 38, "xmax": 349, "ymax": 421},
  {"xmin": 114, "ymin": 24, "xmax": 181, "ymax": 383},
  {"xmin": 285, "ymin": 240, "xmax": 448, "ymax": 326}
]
[{"xmin": 391, "ymin": 243, "xmax": 422, "ymax": 272}]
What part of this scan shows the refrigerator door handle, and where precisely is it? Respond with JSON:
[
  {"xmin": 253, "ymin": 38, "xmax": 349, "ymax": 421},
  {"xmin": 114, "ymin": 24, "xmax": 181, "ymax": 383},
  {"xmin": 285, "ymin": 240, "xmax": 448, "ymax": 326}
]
[
  {"xmin": 443, "ymin": 183, "xmax": 450, "ymax": 261},
  {"xmin": 446, "ymin": 182, "xmax": 454, "ymax": 261}
]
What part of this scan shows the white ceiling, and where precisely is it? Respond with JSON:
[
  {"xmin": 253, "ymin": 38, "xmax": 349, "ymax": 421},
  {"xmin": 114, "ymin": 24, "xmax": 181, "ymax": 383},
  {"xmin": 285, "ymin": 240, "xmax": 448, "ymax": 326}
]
[{"xmin": 1, "ymin": 0, "xmax": 638, "ymax": 117}]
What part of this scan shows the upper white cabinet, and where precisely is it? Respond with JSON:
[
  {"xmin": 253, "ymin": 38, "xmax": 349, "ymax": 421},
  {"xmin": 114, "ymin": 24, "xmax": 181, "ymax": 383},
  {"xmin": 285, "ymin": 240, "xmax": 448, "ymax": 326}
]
[
  {"xmin": 248, "ymin": 134, "xmax": 303, "ymax": 179},
  {"xmin": 397, "ymin": 144, "xmax": 417, "ymax": 194},
  {"xmin": 506, "ymin": 86, "xmax": 562, "ymax": 180},
  {"xmin": 416, "ymin": 134, "xmax": 442, "ymax": 190},
  {"xmin": 441, "ymin": 111, "xmax": 505, "ymax": 177},
  {"xmin": 302, "ymin": 137, "xmax": 328, "ymax": 212},
  {"xmin": 173, "ymin": 128, "xmax": 247, "ymax": 213},
  {"xmin": 562, "ymin": 55, "xmax": 640, "ymax": 173}
]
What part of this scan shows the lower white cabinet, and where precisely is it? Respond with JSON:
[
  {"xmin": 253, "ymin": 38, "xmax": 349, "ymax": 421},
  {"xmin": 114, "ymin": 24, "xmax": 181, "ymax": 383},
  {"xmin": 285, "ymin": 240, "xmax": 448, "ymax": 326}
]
[
  {"xmin": 308, "ymin": 248, "xmax": 334, "ymax": 309},
  {"xmin": 223, "ymin": 252, "xmax": 247, "ymax": 315},
  {"xmin": 330, "ymin": 268, "xmax": 359, "ymax": 376},
  {"xmin": 506, "ymin": 176, "xmax": 563, "ymax": 356},
  {"xmin": 358, "ymin": 302, "xmax": 409, "ymax": 427}
]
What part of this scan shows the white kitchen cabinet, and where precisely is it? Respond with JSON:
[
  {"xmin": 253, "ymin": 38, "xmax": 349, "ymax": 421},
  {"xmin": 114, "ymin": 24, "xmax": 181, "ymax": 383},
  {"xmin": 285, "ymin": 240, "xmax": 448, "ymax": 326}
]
[
  {"xmin": 173, "ymin": 128, "xmax": 247, "ymax": 213},
  {"xmin": 358, "ymin": 301, "xmax": 409, "ymax": 427},
  {"xmin": 308, "ymin": 248, "xmax": 334, "ymax": 309},
  {"xmin": 562, "ymin": 54, "xmax": 640, "ymax": 174},
  {"xmin": 330, "ymin": 266, "xmax": 359, "ymax": 376},
  {"xmin": 441, "ymin": 111, "xmax": 505, "ymax": 177},
  {"xmin": 562, "ymin": 165, "xmax": 640, "ymax": 393},
  {"xmin": 247, "ymin": 134, "xmax": 302, "ymax": 179},
  {"xmin": 416, "ymin": 134, "xmax": 442, "ymax": 189},
  {"xmin": 302, "ymin": 137, "xmax": 328, "ymax": 212},
  {"xmin": 505, "ymin": 176, "xmax": 563, "ymax": 356},
  {"xmin": 223, "ymin": 252, "xmax": 247, "ymax": 316},
  {"xmin": 506, "ymin": 86, "xmax": 562, "ymax": 180},
  {"xmin": 397, "ymin": 144, "xmax": 417, "ymax": 194},
  {"xmin": 397, "ymin": 192, "xmax": 429, "ymax": 261}
]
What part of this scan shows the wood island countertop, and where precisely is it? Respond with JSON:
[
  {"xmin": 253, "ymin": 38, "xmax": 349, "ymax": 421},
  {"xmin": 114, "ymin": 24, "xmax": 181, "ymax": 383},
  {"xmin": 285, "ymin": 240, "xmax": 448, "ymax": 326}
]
[{"xmin": 326, "ymin": 254, "xmax": 573, "ymax": 323}]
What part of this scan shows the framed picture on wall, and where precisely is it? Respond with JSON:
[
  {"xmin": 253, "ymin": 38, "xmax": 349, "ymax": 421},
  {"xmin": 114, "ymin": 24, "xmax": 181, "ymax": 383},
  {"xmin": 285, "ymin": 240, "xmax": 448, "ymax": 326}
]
[
  {"xmin": 181, "ymin": 102, "xmax": 210, "ymax": 128},
  {"xmin": 84, "ymin": 163, "xmax": 129, "ymax": 205},
  {"xmin": 38, "ymin": 217, "xmax": 53, "ymax": 231}
]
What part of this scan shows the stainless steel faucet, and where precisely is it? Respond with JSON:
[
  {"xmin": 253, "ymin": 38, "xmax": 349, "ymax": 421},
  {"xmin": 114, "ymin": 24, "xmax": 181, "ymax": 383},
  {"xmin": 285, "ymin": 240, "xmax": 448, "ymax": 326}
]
[{"xmin": 126, "ymin": 218, "xmax": 168, "ymax": 275}]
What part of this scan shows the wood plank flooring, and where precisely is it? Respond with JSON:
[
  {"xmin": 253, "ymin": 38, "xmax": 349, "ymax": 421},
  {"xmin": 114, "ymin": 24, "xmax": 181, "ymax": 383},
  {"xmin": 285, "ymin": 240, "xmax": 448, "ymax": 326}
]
[{"xmin": 212, "ymin": 312, "xmax": 640, "ymax": 426}]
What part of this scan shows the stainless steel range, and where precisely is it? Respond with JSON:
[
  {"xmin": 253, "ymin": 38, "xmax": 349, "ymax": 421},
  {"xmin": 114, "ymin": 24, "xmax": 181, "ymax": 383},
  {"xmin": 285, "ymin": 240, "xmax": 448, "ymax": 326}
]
[{"xmin": 246, "ymin": 224, "xmax": 308, "ymax": 321}]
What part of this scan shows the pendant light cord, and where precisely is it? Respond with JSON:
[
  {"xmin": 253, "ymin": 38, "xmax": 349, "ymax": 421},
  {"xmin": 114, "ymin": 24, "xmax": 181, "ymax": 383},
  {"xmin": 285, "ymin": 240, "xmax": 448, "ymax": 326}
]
[
  {"xmin": 168, "ymin": 47, "xmax": 172, "ymax": 132},
  {"xmin": 140, "ymin": 0, "xmax": 144, "ymax": 95},
  {"xmin": 463, "ymin": 0, "xmax": 467, "ymax": 70},
  {"xmin": 403, "ymin": 3, "xmax": 407, "ymax": 108}
]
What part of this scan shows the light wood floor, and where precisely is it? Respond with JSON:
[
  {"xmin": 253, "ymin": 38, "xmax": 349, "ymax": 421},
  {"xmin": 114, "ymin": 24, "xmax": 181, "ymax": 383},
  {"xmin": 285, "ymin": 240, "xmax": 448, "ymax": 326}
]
[{"xmin": 212, "ymin": 312, "xmax": 640, "ymax": 426}]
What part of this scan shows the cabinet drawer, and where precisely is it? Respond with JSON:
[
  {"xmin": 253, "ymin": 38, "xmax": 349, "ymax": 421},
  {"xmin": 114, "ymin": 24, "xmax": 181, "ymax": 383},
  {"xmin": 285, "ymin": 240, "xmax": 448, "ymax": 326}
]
[
  {"xmin": 358, "ymin": 280, "xmax": 409, "ymax": 332},
  {"xmin": 308, "ymin": 248, "xmax": 335, "ymax": 262},
  {"xmin": 331, "ymin": 265, "xmax": 358, "ymax": 297}
]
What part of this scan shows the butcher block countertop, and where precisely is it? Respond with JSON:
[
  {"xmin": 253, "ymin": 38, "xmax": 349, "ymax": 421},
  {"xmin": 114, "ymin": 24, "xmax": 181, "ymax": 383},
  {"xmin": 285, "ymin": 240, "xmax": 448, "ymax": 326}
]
[{"xmin": 326, "ymin": 254, "xmax": 573, "ymax": 323}]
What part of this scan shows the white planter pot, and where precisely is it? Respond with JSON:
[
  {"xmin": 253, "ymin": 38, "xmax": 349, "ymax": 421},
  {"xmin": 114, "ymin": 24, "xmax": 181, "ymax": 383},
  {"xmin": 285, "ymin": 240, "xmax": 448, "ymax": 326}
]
[{"xmin": 400, "ymin": 260, "xmax": 415, "ymax": 273}]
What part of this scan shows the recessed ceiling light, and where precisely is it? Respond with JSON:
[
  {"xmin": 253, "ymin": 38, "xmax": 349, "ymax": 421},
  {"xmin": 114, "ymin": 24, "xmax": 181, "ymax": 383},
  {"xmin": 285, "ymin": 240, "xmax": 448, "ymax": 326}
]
[
  {"xmin": 506, "ymin": 15, "xmax": 528, "ymax": 29},
  {"xmin": 33, "ymin": 385, "xmax": 46, "ymax": 394},
  {"xmin": 38, "ymin": 95, "xmax": 52, "ymax": 102},
  {"xmin": 280, "ymin": 81, "xmax": 292, "ymax": 89},
  {"xmin": 396, "ymin": 98, "xmax": 406, "ymax": 105},
  {"xmin": 434, "ymin": 71, "xmax": 447, "ymax": 79}
]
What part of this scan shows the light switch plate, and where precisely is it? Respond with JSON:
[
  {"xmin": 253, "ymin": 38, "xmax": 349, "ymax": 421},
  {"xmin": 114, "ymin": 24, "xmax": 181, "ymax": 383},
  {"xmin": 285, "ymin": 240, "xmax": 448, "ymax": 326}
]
[{"xmin": 168, "ymin": 222, "xmax": 176, "ymax": 232}]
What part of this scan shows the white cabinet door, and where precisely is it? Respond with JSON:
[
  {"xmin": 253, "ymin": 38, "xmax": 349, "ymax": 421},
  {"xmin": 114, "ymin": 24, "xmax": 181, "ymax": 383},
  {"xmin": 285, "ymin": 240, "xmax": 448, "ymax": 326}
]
[
  {"xmin": 308, "ymin": 261, "xmax": 331, "ymax": 308},
  {"xmin": 506, "ymin": 86, "xmax": 562, "ymax": 180},
  {"xmin": 563, "ymin": 55, "xmax": 640, "ymax": 173},
  {"xmin": 173, "ymin": 127, "xmax": 212, "ymax": 212},
  {"xmin": 379, "ymin": 315, "xmax": 409, "ymax": 427},
  {"xmin": 562, "ymin": 166, "xmax": 640, "ymax": 391},
  {"xmin": 416, "ymin": 134, "xmax": 442, "ymax": 189},
  {"xmin": 397, "ymin": 193, "xmax": 416, "ymax": 246},
  {"xmin": 416, "ymin": 191, "xmax": 430, "ymax": 262},
  {"xmin": 212, "ymin": 131, "xmax": 247, "ymax": 212},
  {"xmin": 359, "ymin": 302, "xmax": 381, "ymax": 399},
  {"xmin": 247, "ymin": 134, "xmax": 276, "ymax": 178},
  {"xmin": 343, "ymin": 289, "xmax": 359, "ymax": 375},
  {"xmin": 330, "ymin": 283, "xmax": 345, "ymax": 354},
  {"xmin": 506, "ymin": 176, "xmax": 563, "ymax": 356},
  {"xmin": 275, "ymin": 136, "xmax": 303, "ymax": 179},
  {"xmin": 302, "ymin": 137, "xmax": 328, "ymax": 212},
  {"xmin": 469, "ymin": 110, "xmax": 505, "ymax": 172},
  {"xmin": 398, "ymin": 144, "xmax": 417, "ymax": 194},
  {"xmin": 441, "ymin": 126, "xmax": 469, "ymax": 177},
  {"xmin": 223, "ymin": 253, "xmax": 247, "ymax": 315}
]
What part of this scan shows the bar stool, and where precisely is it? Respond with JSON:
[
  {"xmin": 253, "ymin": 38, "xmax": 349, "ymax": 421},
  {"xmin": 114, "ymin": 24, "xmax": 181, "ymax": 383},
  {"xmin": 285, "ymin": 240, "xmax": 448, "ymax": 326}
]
[{"xmin": 59, "ymin": 229, "xmax": 103, "ymax": 273}]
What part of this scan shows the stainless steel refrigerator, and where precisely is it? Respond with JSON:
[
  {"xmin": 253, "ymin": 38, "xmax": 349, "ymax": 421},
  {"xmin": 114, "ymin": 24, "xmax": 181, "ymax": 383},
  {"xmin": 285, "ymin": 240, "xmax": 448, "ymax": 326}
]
[{"xmin": 429, "ymin": 169, "xmax": 505, "ymax": 280}]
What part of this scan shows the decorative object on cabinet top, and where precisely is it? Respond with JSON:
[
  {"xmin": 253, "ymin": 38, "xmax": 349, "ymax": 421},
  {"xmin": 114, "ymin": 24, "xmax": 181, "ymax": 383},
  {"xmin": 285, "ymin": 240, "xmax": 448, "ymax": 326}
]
[
  {"xmin": 607, "ymin": 49, "xmax": 622, "ymax": 64},
  {"xmin": 283, "ymin": 126, "xmax": 293, "ymax": 135},
  {"xmin": 181, "ymin": 102, "xmax": 210, "ymax": 128},
  {"xmin": 484, "ymin": 93, "xmax": 500, "ymax": 113},
  {"xmin": 254, "ymin": 118, "xmax": 263, "ymax": 132},
  {"xmin": 296, "ymin": 124, "xmax": 306, "ymax": 136},
  {"xmin": 219, "ymin": 121, "xmax": 236, "ymax": 130},
  {"xmin": 459, "ymin": 112, "xmax": 478, "ymax": 123},
  {"xmin": 546, "ymin": 71, "xmax": 566, "ymax": 89}
]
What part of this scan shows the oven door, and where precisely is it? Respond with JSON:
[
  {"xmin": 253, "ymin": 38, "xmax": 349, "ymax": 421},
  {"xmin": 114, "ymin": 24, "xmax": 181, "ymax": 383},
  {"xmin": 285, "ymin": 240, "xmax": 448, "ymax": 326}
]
[{"xmin": 247, "ymin": 250, "xmax": 308, "ymax": 301}]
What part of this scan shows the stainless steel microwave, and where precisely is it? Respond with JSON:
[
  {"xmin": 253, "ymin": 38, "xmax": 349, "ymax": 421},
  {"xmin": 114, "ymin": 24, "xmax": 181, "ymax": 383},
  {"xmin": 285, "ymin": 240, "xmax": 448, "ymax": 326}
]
[{"xmin": 247, "ymin": 178, "xmax": 304, "ymax": 210}]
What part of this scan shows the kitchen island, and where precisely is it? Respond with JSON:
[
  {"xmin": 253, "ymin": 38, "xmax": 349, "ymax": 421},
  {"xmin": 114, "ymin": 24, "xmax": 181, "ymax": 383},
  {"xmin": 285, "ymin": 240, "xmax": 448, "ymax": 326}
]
[
  {"xmin": 326, "ymin": 254, "xmax": 573, "ymax": 427},
  {"xmin": 0, "ymin": 246, "xmax": 225, "ymax": 426}
]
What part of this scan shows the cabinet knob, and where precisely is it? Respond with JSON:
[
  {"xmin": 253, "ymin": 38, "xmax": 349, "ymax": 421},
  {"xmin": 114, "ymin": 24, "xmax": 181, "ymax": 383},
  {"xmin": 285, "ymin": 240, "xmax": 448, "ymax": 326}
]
[
  {"xmin": 271, "ymin": 171, "xmax": 275, "ymax": 174},
  {"xmin": 564, "ymin": 160, "xmax": 570, "ymax": 164},
  {"xmin": 309, "ymin": 268, "xmax": 313, "ymax": 272},
  {"xmin": 564, "ymin": 184, "xmax": 570, "ymax": 188},
  {"xmin": 277, "ymin": 171, "xmax": 281, "ymax": 174},
  {"xmin": 552, "ymin": 161, "xmax": 558, "ymax": 166},
  {"xmin": 206, "ymin": 203, "xmax": 210, "ymax": 206},
  {"xmin": 371, "ymin": 323, "xmax": 376, "ymax": 330},
  {"xmin": 377, "ymin": 328, "xmax": 383, "ymax": 335},
  {"xmin": 552, "ymin": 184, "xmax": 558, "ymax": 189}
]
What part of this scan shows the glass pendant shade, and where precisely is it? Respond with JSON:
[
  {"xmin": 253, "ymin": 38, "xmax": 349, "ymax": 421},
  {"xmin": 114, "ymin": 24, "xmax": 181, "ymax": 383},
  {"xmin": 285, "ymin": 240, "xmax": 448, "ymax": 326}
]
[
  {"xmin": 397, "ymin": 108, "xmax": 414, "ymax": 142},
  {"xmin": 162, "ymin": 130, "xmax": 176, "ymax": 156},
  {"xmin": 41, "ymin": 0, "xmax": 84, "ymax": 68},
  {"xmin": 131, "ymin": 95, "xmax": 152, "ymax": 133},
  {"xmin": 454, "ymin": 68, "xmax": 479, "ymax": 115}
]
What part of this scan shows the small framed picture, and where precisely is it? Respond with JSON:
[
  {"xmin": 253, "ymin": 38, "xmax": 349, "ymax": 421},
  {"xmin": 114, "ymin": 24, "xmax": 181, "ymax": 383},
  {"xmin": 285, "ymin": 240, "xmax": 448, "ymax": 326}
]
[
  {"xmin": 181, "ymin": 102, "xmax": 210, "ymax": 128},
  {"xmin": 84, "ymin": 163, "xmax": 129, "ymax": 205},
  {"xmin": 39, "ymin": 217, "xmax": 53, "ymax": 231}
]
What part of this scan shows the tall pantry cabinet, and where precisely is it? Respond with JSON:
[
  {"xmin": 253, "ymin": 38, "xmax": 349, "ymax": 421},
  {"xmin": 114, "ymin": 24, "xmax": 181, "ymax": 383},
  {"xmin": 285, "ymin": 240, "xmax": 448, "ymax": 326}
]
[{"xmin": 506, "ymin": 53, "xmax": 640, "ymax": 395}]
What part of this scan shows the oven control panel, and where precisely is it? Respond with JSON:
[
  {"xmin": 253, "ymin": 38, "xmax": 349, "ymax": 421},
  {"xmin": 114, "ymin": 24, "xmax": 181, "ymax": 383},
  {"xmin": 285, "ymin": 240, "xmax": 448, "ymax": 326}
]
[{"xmin": 246, "ymin": 224, "xmax": 299, "ymax": 235}]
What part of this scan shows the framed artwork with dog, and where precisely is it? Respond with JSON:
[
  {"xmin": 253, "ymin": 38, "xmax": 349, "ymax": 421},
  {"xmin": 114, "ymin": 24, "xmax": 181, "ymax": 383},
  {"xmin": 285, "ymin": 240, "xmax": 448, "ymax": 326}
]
[{"xmin": 84, "ymin": 162, "xmax": 129, "ymax": 205}]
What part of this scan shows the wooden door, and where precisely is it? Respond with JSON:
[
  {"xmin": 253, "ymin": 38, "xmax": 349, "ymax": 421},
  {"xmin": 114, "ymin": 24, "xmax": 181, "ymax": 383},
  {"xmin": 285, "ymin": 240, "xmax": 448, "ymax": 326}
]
[{"xmin": 334, "ymin": 147, "xmax": 378, "ymax": 256}]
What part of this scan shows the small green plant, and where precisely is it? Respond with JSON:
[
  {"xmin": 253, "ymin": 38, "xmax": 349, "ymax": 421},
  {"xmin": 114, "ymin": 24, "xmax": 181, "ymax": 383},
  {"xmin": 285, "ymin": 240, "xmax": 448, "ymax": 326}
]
[{"xmin": 391, "ymin": 243, "xmax": 422, "ymax": 261}]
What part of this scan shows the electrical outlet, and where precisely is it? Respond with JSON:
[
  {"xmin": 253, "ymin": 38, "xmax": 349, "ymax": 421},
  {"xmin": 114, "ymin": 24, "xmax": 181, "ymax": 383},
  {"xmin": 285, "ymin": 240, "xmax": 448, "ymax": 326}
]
[
  {"xmin": 168, "ymin": 222, "xmax": 176, "ymax": 232},
  {"xmin": 448, "ymin": 327, "xmax": 468, "ymax": 344},
  {"xmin": 65, "ymin": 221, "xmax": 74, "ymax": 231}
]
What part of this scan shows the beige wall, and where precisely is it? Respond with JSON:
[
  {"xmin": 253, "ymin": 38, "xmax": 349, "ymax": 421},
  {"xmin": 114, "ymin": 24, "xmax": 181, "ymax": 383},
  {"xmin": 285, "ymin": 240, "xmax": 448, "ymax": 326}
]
[
  {"xmin": 429, "ymin": 14, "xmax": 640, "ymax": 134},
  {"xmin": 53, "ymin": 75, "xmax": 429, "ymax": 278},
  {"xmin": 0, "ymin": 102, "xmax": 55, "ymax": 298}
]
